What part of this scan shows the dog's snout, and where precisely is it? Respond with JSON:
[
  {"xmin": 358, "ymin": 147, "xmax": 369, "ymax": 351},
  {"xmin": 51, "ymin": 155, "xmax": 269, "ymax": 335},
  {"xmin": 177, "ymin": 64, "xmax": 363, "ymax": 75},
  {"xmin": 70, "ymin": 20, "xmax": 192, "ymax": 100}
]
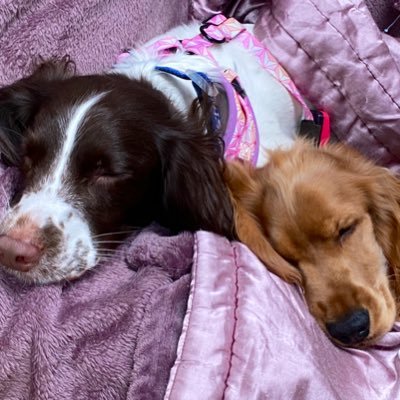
[
  {"xmin": 326, "ymin": 309, "xmax": 370, "ymax": 345},
  {"xmin": 0, "ymin": 236, "xmax": 42, "ymax": 272}
]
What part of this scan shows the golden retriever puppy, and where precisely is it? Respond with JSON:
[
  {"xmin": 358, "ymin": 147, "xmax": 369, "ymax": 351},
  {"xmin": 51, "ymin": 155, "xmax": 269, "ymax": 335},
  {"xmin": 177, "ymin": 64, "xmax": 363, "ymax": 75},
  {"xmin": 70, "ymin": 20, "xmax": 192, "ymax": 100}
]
[{"xmin": 225, "ymin": 140, "xmax": 400, "ymax": 347}]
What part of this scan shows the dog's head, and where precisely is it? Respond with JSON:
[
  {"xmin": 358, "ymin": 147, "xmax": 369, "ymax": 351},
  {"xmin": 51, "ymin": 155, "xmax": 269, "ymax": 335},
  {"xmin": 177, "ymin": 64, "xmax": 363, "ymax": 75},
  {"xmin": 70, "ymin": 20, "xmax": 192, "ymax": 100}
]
[
  {"xmin": 226, "ymin": 140, "xmax": 400, "ymax": 347},
  {"xmin": 0, "ymin": 58, "xmax": 234, "ymax": 284}
]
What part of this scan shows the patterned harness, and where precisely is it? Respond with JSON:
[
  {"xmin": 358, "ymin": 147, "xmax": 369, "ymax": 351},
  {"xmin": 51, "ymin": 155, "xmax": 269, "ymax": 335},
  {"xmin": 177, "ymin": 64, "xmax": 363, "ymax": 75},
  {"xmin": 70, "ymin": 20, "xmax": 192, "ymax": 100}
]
[{"xmin": 115, "ymin": 14, "xmax": 327, "ymax": 165}]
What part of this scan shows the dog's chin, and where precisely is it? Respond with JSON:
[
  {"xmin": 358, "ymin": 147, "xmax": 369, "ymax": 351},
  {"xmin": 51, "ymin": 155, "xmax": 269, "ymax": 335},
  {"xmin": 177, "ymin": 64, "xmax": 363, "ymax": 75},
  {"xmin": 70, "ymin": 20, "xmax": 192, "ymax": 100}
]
[{"xmin": 326, "ymin": 332, "xmax": 384, "ymax": 349}]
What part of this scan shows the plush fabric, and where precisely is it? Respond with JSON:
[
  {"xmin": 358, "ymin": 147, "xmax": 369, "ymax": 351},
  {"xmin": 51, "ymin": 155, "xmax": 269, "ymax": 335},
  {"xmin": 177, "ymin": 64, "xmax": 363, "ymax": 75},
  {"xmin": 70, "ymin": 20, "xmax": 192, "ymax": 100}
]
[
  {"xmin": 0, "ymin": 163, "xmax": 192, "ymax": 400},
  {"xmin": 0, "ymin": 0, "xmax": 191, "ymax": 85}
]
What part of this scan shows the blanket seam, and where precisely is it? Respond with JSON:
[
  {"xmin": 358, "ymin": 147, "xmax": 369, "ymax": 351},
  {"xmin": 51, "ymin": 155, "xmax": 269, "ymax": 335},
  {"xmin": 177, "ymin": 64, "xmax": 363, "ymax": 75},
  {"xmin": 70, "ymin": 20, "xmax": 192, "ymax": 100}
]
[
  {"xmin": 163, "ymin": 233, "xmax": 199, "ymax": 399},
  {"xmin": 222, "ymin": 243, "xmax": 240, "ymax": 399},
  {"xmin": 268, "ymin": 0, "xmax": 400, "ymax": 162}
]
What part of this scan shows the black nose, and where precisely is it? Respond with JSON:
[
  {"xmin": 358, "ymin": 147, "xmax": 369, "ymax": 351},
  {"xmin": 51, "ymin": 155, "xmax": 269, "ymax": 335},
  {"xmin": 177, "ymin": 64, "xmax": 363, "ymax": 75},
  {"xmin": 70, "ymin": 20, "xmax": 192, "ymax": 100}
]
[{"xmin": 326, "ymin": 309, "xmax": 370, "ymax": 345}]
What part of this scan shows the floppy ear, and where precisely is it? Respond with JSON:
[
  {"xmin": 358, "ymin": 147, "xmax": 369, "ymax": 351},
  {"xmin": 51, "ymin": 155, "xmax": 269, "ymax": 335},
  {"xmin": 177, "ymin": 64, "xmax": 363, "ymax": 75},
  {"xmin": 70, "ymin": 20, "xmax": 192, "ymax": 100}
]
[
  {"xmin": 357, "ymin": 165, "xmax": 400, "ymax": 297},
  {"xmin": 322, "ymin": 143, "xmax": 400, "ymax": 298},
  {"xmin": 366, "ymin": 170, "xmax": 400, "ymax": 298},
  {"xmin": 0, "ymin": 56, "xmax": 75, "ymax": 165},
  {"xmin": 224, "ymin": 161, "xmax": 303, "ymax": 285},
  {"xmin": 156, "ymin": 122, "xmax": 235, "ymax": 239}
]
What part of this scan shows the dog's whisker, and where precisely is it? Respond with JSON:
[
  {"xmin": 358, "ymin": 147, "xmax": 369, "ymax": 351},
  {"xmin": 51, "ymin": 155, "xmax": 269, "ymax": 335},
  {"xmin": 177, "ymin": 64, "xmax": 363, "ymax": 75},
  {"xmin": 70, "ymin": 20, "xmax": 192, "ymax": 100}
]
[
  {"xmin": 92, "ymin": 230, "xmax": 138, "ymax": 238},
  {"xmin": 94, "ymin": 240, "xmax": 127, "ymax": 244}
]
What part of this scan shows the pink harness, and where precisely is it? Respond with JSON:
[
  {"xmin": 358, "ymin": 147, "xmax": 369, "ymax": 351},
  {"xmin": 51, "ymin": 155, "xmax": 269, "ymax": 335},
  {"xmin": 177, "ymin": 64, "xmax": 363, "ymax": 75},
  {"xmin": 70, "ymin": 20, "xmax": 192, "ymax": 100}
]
[{"xmin": 116, "ymin": 15, "xmax": 323, "ymax": 164}]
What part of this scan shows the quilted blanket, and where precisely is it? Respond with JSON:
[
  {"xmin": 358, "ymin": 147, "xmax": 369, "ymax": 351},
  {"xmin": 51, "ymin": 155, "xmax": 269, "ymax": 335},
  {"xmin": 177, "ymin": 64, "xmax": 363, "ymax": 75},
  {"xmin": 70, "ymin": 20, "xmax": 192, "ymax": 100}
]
[
  {"xmin": 255, "ymin": 0, "xmax": 400, "ymax": 173},
  {"xmin": 166, "ymin": 233, "xmax": 400, "ymax": 399}
]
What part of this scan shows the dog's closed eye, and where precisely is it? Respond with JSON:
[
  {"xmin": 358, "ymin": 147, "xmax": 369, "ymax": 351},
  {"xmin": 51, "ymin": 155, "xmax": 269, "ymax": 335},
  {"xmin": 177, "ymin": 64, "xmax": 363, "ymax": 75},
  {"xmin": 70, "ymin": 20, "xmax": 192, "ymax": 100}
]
[
  {"xmin": 337, "ymin": 222, "xmax": 357, "ymax": 242},
  {"xmin": 90, "ymin": 160, "xmax": 127, "ymax": 184}
]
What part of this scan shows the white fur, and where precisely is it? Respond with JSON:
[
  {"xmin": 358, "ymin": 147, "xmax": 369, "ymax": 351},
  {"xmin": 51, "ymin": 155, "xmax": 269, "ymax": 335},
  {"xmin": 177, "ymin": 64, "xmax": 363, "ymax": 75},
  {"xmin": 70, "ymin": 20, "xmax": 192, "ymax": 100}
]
[
  {"xmin": 113, "ymin": 22, "xmax": 304, "ymax": 167},
  {"xmin": 49, "ymin": 93, "xmax": 105, "ymax": 195}
]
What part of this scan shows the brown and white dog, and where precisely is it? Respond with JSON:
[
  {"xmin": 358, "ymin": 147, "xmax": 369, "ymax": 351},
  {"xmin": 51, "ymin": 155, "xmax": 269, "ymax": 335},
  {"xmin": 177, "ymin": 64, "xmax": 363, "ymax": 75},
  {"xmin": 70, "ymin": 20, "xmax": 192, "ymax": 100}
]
[{"xmin": 0, "ymin": 57, "xmax": 237, "ymax": 284}]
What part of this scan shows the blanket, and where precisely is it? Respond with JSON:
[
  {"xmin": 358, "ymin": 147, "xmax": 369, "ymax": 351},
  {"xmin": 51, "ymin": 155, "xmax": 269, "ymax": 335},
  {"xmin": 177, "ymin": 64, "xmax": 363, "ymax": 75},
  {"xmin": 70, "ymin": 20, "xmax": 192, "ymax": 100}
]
[
  {"xmin": 0, "ymin": 170, "xmax": 192, "ymax": 400},
  {"xmin": 0, "ymin": 175, "xmax": 193, "ymax": 400},
  {"xmin": 166, "ymin": 233, "xmax": 400, "ymax": 399},
  {"xmin": 255, "ymin": 0, "xmax": 400, "ymax": 173},
  {"xmin": 0, "ymin": 0, "xmax": 191, "ymax": 85}
]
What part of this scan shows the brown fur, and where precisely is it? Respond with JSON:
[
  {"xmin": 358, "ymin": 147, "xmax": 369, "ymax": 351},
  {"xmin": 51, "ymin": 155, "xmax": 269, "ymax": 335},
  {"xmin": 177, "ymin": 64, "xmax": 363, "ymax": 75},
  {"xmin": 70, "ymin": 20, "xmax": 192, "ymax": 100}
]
[{"xmin": 226, "ymin": 140, "xmax": 400, "ymax": 346}]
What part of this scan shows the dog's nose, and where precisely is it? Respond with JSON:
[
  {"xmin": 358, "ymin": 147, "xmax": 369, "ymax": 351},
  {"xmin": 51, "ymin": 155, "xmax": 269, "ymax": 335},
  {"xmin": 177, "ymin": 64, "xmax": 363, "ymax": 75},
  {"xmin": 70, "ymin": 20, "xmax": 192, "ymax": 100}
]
[
  {"xmin": 326, "ymin": 309, "xmax": 370, "ymax": 345},
  {"xmin": 0, "ymin": 236, "xmax": 42, "ymax": 272}
]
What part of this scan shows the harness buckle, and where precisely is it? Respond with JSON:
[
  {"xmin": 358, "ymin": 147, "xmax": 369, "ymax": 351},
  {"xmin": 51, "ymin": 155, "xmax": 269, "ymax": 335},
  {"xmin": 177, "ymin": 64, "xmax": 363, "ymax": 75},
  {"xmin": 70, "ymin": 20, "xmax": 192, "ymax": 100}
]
[
  {"xmin": 200, "ymin": 23, "xmax": 226, "ymax": 44},
  {"xmin": 200, "ymin": 15, "xmax": 245, "ymax": 44}
]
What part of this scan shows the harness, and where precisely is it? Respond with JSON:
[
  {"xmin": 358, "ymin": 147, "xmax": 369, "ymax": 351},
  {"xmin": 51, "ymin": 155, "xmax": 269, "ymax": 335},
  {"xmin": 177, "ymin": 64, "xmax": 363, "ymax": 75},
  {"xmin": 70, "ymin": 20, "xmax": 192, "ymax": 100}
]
[{"xmin": 115, "ymin": 14, "xmax": 329, "ymax": 165}]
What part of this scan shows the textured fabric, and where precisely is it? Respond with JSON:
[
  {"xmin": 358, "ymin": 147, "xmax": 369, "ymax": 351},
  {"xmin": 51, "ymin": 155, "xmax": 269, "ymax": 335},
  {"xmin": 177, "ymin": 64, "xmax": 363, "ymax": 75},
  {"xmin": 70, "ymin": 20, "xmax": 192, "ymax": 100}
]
[
  {"xmin": 192, "ymin": 0, "xmax": 399, "ymax": 33},
  {"xmin": 166, "ymin": 231, "xmax": 400, "ymax": 400},
  {"xmin": 0, "ymin": 168, "xmax": 192, "ymax": 400},
  {"xmin": 255, "ymin": 0, "xmax": 400, "ymax": 172},
  {"xmin": 0, "ymin": 0, "xmax": 191, "ymax": 85}
]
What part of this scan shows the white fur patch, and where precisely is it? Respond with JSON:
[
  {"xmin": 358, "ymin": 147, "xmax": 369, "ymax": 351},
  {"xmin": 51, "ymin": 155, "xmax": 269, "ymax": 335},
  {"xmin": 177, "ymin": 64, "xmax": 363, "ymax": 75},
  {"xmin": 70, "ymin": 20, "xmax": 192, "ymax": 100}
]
[{"xmin": 48, "ymin": 93, "xmax": 105, "ymax": 195}]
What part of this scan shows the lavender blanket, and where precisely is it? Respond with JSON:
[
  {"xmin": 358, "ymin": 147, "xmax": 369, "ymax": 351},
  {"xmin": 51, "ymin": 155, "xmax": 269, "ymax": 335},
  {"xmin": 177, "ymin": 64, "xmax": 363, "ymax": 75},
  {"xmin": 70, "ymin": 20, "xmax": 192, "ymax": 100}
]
[
  {"xmin": 2, "ymin": 0, "xmax": 400, "ymax": 399},
  {"xmin": 0, "ymin": 169, "xmax": 192, "ymax": 400}
]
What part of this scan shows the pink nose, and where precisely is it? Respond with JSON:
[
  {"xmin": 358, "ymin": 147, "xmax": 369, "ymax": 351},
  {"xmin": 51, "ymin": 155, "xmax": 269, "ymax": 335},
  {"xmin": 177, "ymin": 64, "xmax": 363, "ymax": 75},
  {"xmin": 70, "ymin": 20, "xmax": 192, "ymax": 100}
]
[{"xmin": 0, "ymin": 236, "xmax": 42, "ymax": 272}]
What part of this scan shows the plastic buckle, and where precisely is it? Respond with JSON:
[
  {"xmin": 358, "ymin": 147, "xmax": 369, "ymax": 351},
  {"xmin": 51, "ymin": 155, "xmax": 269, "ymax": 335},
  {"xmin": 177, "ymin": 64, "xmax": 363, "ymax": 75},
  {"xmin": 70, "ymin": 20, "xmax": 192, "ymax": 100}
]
[{"xmin": 200, "ymin": 23, "xmax": 226, "ymax": 44}]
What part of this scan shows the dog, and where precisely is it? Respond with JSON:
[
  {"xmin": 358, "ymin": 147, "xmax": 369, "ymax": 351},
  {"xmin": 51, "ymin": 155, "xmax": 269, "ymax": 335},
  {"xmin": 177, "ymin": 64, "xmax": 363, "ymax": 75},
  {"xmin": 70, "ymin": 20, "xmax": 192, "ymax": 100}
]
[
  {"xmin": 225, "ymin": 139, "xmax": 400, "ymax": 347},
  {"xmin": 0, "ymin": 16, "xmax": 310, "ymax": 284}
]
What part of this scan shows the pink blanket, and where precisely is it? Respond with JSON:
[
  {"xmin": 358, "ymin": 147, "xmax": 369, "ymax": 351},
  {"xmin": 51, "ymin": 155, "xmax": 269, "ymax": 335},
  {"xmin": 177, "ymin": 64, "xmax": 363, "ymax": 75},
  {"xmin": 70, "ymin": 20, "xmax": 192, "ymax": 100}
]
[
  {"xmin": 255, "ymin": 0, "xmax": 400, "ymax": 173},
  {"xmin": 166, "ymin": 233, "xmax": 400, "ymax": 399}
]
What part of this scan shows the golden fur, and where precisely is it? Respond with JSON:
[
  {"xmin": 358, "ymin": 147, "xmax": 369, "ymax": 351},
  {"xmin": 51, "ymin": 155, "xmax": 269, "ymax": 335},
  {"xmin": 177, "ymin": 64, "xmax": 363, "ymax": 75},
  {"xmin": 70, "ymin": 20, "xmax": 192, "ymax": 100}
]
[{"xmin": 225, "ymin": 140, "xmax": 400, "ymax": 346}]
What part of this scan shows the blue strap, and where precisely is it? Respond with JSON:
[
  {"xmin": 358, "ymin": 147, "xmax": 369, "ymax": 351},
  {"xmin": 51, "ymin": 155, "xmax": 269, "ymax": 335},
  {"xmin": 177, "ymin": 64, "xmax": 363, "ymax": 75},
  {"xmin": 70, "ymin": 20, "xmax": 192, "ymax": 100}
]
[
  {"xmin": 155, "ymin": 66, "xmax": 212, "ymax": 98},
  {"xmin": 155, "ymin": 65, "xmax": 221, "ymax": 131}
]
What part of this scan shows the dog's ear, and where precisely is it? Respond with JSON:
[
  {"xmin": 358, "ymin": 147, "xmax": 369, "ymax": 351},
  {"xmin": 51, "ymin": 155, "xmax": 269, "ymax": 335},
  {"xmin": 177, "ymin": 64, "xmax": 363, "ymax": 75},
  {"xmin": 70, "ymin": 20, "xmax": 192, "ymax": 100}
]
[
  {"xmin": 322, "ymin": 143, "xmax": 400, "ymax": 296},
  {"xmin": 224, "ymin": 161, "xmax": 303, "ymax": 285},
  {"xmin": 156, "ymin": 122, "xmax": 235, "ymax": 238},
  {"xmin": 0, "ymin": 57, "xmax": 75, "ymax": 165},
  {"xmin": 365, "ymin": 170, "xmax": 400, "ymax": 296}
]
